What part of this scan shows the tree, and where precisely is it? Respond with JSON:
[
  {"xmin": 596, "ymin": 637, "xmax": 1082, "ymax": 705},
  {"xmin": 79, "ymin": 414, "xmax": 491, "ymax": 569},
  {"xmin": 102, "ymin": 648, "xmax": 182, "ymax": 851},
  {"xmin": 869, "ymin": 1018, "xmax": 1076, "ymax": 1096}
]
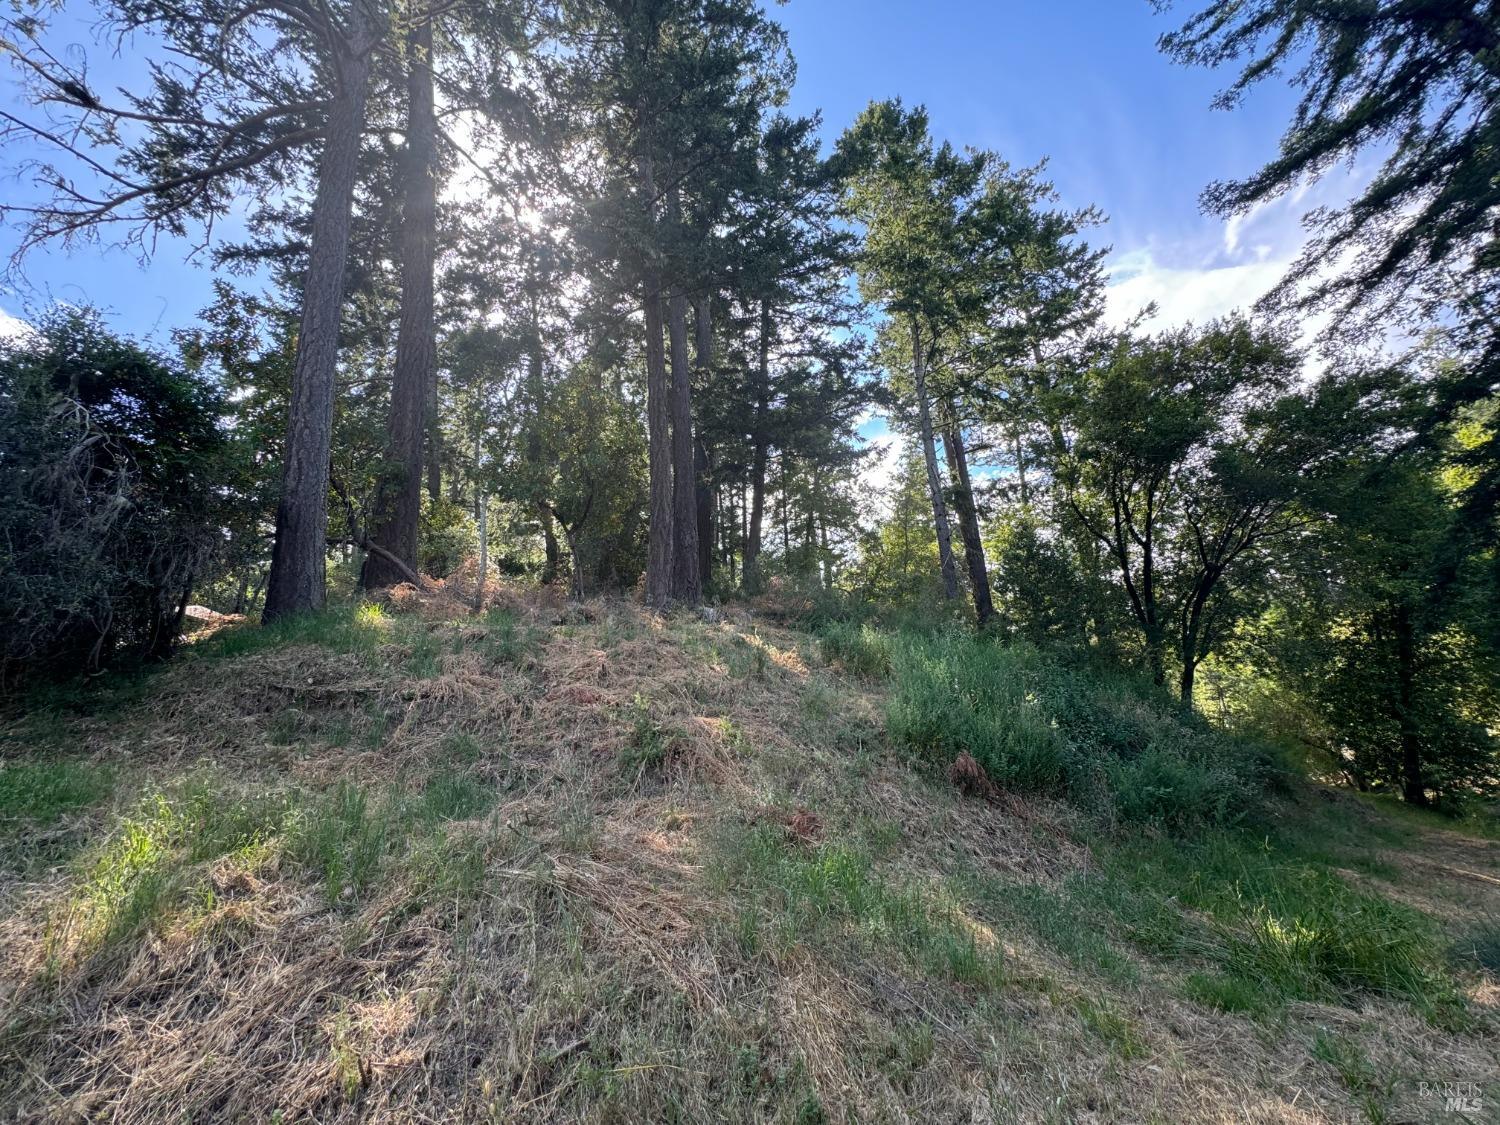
[
  {"xmin": 1060, "ymin": 319, "xmax": 1315, "ymax": 701},
  {"xmin": 717, "ymin": 113, "xmax": 860, "ymax": 594},
  {"xmin": 923, "ymin": 160, "xmax": 1108, "ymax": 629},
  {"xmin": 1234, "ymin": 372, "xmax": 1498, "ymax": 807},
  {"xmin": 1158, "ymin": 0, "xmax": 1500, "ymax": 563},
  {"xmin": 850, "ymin": 451, "xmax": 944, "ymax": 611},
  {"xmin": 362, "ymin": 7, "xmax": 440, "ymax": 590},
  {"xmin": 0, "ymin": 0, "xmax": 398, "ymax": 622},
  {"xmin": 1158, "ymin": 0, "xmax": 1498, "ymax": 331},
  {"xmin": 837, "ymin": 100, "xmax": 986, "ymax": 607},
  {"xmin": 0, "ymin": 309, "xmax": 230, "ymax": 683},
  {"xmin": 553, "ymin": 0, "xmax": 790, "ymax": 606}
]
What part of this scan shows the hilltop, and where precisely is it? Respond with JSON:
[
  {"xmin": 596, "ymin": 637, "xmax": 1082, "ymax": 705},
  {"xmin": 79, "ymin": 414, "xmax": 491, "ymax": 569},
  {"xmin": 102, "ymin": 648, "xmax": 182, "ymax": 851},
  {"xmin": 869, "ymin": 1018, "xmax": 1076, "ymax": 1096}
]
[{"xmin": 0, "ymin": 588, "xmax": 1496, "ymax": 1123}]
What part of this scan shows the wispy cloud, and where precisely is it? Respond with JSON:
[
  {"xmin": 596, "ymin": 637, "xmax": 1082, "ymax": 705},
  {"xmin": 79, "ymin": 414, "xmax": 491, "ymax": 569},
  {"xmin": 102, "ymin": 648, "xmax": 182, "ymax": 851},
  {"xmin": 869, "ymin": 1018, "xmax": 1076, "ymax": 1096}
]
[
  {"xmin": 0, "ymin": 305, "xmax": 31, "ymax": 341},
  {"xmin": 1105, "ymin": 247, "xmax": 1291, "ymax": 330},
  {"xmin": 1104, "ymin": 164, "xmax": 1367, "ymax": 332}
]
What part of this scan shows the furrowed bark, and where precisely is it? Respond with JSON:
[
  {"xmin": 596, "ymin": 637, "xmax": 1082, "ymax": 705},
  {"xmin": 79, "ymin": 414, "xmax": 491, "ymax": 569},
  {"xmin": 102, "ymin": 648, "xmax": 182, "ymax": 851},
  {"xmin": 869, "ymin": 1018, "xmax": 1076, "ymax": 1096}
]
[
  {"xmin": 363, "ymin": 13, "xmax": 436, "ymax": 591},
  {"xmin": 668, "ymin": 284, "xmax": 701, "ymax": 604},
  {"xmin": 910, "ymin": 316, "xmax": 959, "ymax": 601},
  {"xmin": 264, "ymin": 31, "xmax": 375, "ymax": 623}
]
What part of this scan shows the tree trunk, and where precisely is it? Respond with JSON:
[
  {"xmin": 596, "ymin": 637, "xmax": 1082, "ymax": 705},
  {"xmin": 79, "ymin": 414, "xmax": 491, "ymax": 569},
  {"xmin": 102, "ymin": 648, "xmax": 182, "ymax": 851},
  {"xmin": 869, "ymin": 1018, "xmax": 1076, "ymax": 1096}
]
[
  {"xmin": 942, "ymin": 411, "xmax": 995, "ymax": 626},
  {"xmin": 780, "ymin": 457, "xmax": 791, "ymax": 558},
  {"xmin": 743, "ymin": 299, "xmax": 772, "ymax": 593},
  {"xmin": 540, "ymin": 508, "xmax": 561, "ymax": 584},
  {"xmin": 425, "ymin": 407, "xmax": 441, "ymax": 501},
  {"xmin": 362, "ymin": 14, "xmax": 436, "ymax": 591},
  {"xmin": 1179, "ymin": 651, "xmax": 1197, "ymax": 707},
  {"xmin": 264, "ymin": 35, "xmax": 374, "ymax": 623},
  {"xmin": 1144, "ymin": 631, "xmax": 1167, "ymax": 688},
  {"xmin": 1394, "ymin": 603, "xmax": 1428, "ymax": 807},
  {"xmin": 523, "ymin": 290, "xmax": 561, "ymax": 586},
  {"xmin": 819, "ymin": 509, "xmax": 831, "ymax": 588},
  {"xmin": 910, "ymin": 317, "xmax": 959, "ymax": 601},
  {"xmin": 668, "ymin": 285, "xmax": 701, "ymax": 603},
  {"xmin": 1013, "ymin": 429, "xmax": 1030, "ymax": 507},
  {"xmin": 474, "ymin": 493, "xmax": 488, "ymax": 612},
  {"xmin": 639, "ymin": 155, "xmax": 673, "ymax": 608},
  {"xmin": 694, "ymin": 295, "xmax": 714, "ymax": 587}
]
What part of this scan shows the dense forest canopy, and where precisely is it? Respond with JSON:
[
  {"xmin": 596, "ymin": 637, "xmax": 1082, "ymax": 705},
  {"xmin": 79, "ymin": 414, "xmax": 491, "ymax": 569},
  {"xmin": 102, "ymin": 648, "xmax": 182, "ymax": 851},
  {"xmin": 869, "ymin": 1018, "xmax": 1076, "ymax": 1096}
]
[{"xmin": 0, "ymin": 0, "xmax": 1494, "ymax": 811}]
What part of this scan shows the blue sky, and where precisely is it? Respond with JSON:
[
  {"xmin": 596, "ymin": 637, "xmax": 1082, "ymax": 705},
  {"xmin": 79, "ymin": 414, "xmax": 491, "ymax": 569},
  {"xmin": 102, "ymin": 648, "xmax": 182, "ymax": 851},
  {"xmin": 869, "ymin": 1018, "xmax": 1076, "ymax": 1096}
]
[{"xmin": 0, "ymin": 1, "xmax": 1336, "ymax": 346}]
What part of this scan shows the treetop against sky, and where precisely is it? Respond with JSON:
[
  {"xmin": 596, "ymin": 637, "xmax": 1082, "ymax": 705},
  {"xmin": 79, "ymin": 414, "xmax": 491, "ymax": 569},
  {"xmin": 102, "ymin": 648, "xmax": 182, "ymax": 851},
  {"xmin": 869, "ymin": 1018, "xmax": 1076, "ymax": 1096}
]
[{"xmin": 0, "ymin": 0, "xmax": 1338, "ymax": 343}]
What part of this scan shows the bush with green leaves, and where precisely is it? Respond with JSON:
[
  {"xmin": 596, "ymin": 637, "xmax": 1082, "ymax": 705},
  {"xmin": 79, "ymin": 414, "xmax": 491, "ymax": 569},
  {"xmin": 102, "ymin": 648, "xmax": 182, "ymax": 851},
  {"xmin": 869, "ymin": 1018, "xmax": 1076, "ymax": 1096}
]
[
  {"xmin": 886, "ymin": 631, "xmax": 1284, "ymax": 830},
  {"xmin": 418, "ymin": 495, "xmax": 477, "ymax": 580},
  {"xmin": 818, "ymin": 622, "xmax": 893, "ymax": 678},
  {"xmin": 0, "ymin": 308, "xmax": 230, "ymax": 685}
]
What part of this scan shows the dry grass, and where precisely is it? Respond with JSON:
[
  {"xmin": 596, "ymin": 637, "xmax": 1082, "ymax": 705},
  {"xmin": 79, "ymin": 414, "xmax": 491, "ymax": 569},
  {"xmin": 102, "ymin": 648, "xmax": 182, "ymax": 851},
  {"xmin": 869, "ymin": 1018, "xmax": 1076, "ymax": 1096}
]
[{"xmin": 0, "ymin": 584, "xmax": 1495, "ymax": 1122}]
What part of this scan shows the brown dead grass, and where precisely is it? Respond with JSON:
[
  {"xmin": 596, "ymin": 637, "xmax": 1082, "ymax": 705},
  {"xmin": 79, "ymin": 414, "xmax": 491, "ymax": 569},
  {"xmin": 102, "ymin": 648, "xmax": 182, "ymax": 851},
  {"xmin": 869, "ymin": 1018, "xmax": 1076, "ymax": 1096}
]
[{"xmin": 0, "ymin": 583, "xmax": 1495, "ymax": 1122}]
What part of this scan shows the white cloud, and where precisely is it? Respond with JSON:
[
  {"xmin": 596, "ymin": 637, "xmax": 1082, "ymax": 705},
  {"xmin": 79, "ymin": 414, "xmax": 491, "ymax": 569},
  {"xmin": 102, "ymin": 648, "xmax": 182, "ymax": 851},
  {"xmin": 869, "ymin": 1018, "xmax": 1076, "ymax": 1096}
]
[
  {"xmin": 1104, "ymin": 163, "xmax": 1372, "ymax": 333},
  {"xmin": 0, "ymin": 306, "xmax": 31, "ymax": 341},
  {"xmin": 1105, "ymin": 247, "xmax": 1291, "ymax": 330}
]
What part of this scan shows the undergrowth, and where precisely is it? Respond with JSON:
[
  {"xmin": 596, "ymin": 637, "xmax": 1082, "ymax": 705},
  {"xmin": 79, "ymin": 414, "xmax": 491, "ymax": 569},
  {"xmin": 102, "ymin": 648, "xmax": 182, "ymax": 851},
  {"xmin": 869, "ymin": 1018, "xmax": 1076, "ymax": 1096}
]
[
  {"xmin": 882, "ymin": 630, "xmax": 1284, "ymax": 831},
  {"xmin": 45, "ymin": 768, "xmax": 503, "ymax": 967},
  {"xmin": 708, "ymin": 822, "xmax": 1006, "ymax": 990},
  {"xmin": 0, "ymin": 760, "xmax": 114, "ymax": 827},
  {"xmin": 960, "ymin": 826, "xmax": 1467, "ymax": 1025}
]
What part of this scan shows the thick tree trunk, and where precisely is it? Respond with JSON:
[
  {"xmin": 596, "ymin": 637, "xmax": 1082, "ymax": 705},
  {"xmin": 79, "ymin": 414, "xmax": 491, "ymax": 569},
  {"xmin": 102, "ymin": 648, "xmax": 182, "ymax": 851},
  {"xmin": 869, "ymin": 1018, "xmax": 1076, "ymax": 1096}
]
[
  {"xmin": 540, "ymin": 509, "xmax": 561, "ymax": 584},
  {"xmin": 1394, "ymin": 603, "xmax": 1428, "ymax": 807},
  {"xmin": 667, "ymin": 286, "xmax": 701, "ymax": 603},
  {"xmin": 1179, "ymin": 651, "xmax": 1197, "ymax": 707},
  {"xmin": 362, "ymin": 15, "xmax": 436, "ymax": 591},
  {"xmin": 742, "ymin": 299, "xmax": 772, "ymax": 593},
  {"xmin": 264, "ymin": 37, "xmax": 374, "ymax": 623},
  {"xmin": 639, "ymin": 156, "xmax": 673, "ymax": 608},
  {"xmin": 475, "ymin": 493, "xmax": 488, "ymax": 612},
  {"xmin": 910, "ymin": 317, "xmax": 959, "ymax": 601},
  {"xmin": 1144, "ymin": 632, "xmax": 1167, "ymax": 688},
  {"xmin": 942, "ymin": 412, "xmax": 995, "ymax": 625},
  {"xmin": 694, "ymin": 295, "xmax": 714, "ymax": 587}
]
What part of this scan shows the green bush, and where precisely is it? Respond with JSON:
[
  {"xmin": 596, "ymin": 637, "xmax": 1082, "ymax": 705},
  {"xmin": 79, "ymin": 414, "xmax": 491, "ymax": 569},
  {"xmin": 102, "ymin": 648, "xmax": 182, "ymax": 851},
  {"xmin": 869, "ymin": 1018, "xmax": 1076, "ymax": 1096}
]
[
  {"xmin": 418, "ymin": 496, "xmax": 477, "ymax": 579},
  {"xmin": 0, "ymin": 309, "xmax": 232, "ymax": 685},
  {"xmin": 886, "ymin": 631, "xmax": 1280, "ymax": 830},
  {"xmin": 818, "ymin": 622, "xmax": 893, "ymax": 678}
]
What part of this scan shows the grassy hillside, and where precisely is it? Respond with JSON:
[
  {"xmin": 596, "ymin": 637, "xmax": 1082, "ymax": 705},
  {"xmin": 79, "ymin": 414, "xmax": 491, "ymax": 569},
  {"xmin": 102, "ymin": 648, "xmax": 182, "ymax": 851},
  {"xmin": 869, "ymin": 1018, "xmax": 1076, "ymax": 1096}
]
[{"xmin": 1, "ymin": 589, "xmax": 1496, "ymax": 1123}]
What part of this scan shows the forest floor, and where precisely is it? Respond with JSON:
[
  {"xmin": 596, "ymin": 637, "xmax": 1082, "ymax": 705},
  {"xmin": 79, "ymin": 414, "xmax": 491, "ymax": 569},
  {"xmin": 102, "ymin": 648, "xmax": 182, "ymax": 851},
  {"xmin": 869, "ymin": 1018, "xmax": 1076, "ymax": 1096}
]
[{"xmin": 0, "ymin": 585, "xmax": 1496, "ymax": 1123}]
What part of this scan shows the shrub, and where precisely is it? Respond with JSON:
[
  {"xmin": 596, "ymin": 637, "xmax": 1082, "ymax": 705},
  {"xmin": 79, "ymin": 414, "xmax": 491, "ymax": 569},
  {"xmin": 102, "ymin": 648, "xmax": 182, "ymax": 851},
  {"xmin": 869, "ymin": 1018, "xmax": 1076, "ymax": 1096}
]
[
  {"xmin": 0, "ymin": 309, "xmax": 230, "ymax": 686},
  {"xmin": 818, "ymin": 622, "xmax": 893, "ymax": 678},
  {"xmin": 886, "ymin": 631, "xmax": 1279, "ymax": 830},
  {"xmin": 418, "ymin": 496, "xmax": 477, "ymax": 579}
]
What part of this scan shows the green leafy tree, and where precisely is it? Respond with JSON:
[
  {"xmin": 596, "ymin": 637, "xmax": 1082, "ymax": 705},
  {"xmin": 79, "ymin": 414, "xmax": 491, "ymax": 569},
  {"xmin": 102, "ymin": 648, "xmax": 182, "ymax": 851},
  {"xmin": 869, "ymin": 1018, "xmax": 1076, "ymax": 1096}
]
[
  {"xmin": 1238, "ymin": 380, "xmax": 1498, "ymax": 807},
  {"xmin": 1158, "ymin": 0, "xmax": 1500, "ymax": 568},
  {"xmin": 1059, "ymin": 318, "xmax": 1319, "ymax": 701},
  {"xmin": 0, "ymin": 309, "xmax": 230, "ymax": 682}
]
